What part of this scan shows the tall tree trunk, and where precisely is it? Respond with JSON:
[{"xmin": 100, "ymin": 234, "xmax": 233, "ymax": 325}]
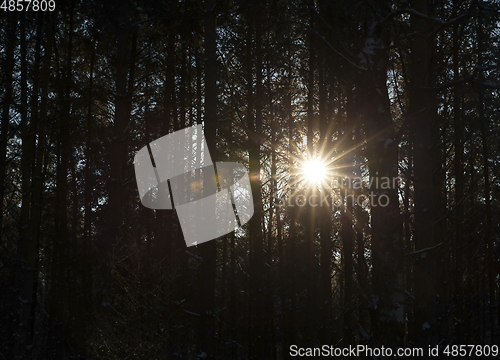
[
  {"xmin": 305, "ymin": 11, "xmax": 316, "ymax": 329},
  {"xmin": 434, "ymin": 20, "xmax": 452, "ymax": 343},
  {"xmin": 155, "ymin": 12, "xmax": 177, "ymax": 266},
  {"xmin": 197, "ymin": 0, "xmax": 217, "ymax": 358},
  {"xmin": 342, "ymin": 95, "xmax": 356, "ymax": 346},
  {"xmin": 248, "ymin": 2, "xmax": 265, "ymax": 357},
  {"xmin": 318, "ymin": 37, "xmax": 332, "ymax": 345},
  {"xmin": 108, "ymin": 8, "xmax": 130, "ymax": 254},
  {"xmin": 50, "ymin": 5, "xmax": 74, "ymax": 357},
  {"xmin": 266, "ymin": 50, "xmax": 276, "ymax": 360},
  {"xmin": 285, "ymin": 83, "xmax": 296, "ymax": 347},
  {"xmin": 403, "ymin": 137, "xmax": 416, "ymax": 343},
  {"xmin": 341, "ymin": 209, "xmax": 354, "ymax": 345},
  {"xmin": 358, "ymin": 1, "xmax": 404, "ymax": 348},
  {"xmin": 452, "ymin": 20, "xmax": 466, "ymax": 344},
  {"xmin": 18, "ymin": 13, "xmax": 39, "ymax": 358},
  {"xmin": 0, "ymin": 14, "xmax": 16, "ymax": 238},
  {"xmin": 28, "ymin": 13, "xmax": 54, "ymax": 355},
  {"xmin": 477, "ymin": 4, "xmax": 497, "ymax": 343},
  {"xmin": 80, "ymin": 22, "xmax": 96, "ymax": 353},
  {"xmin": 229, "ymin": 230, "xmax": 237, "ymax": 359},
  {"xmin": 409, "ymin": 0, "xmax": 438, "ymax": 348}
]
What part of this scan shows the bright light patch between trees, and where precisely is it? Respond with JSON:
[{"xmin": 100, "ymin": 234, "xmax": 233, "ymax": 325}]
[{"xmin": 302, "ymin": 158, "xmax": 328, "ymax": 184}]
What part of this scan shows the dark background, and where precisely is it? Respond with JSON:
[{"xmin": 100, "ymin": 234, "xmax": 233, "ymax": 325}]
[{"xmin": 0, "ymin": 0, "xmax": 499, "ymax": 358}]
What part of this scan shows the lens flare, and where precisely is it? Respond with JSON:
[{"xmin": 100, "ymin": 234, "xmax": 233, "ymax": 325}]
[{"xmin": 302, "ymin": 158, "xmax": 327, "ymax": 184}]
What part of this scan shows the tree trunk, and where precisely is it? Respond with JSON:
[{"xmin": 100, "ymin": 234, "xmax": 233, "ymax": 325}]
[
  {"xmin": 452, "ymin": 20, "xmax": 466, "ymax": 344},
  {"xmin": 477, "ymin": 4, "xmax": 497, "ymax": 342},
  {"xmin": 108, "ymin": 8, "xmax": 130, "ymax": 254},
  {"xmin": 49, "ymin": 6, "xmax": 74, "ymax": 357},
  {"xmin": 409, "ymin": 0, "xmax": 438, "ymax": 348},
  {"xmin": 0, "ymin": 14, "xmax": 16, "ymax": 238},
  {"xmin": 358, "ymin": 1, "xmax": 404, "ymax": 348},
  {"xmin": 248, "ymin": 3, "xmax": 265, "ymax": 357},
  {"xmin": 81, "ymin": 22, "xmax": 96, "ymax": 353},
  {"xmin": 197, "ymin": 0, "xmax": 217, "ymax": 358},
  {"xmin": 305, "ymin": 12, "xmax": 316, "ymax": 329},
  {"xmin": 318, "ymin": 38, "xmax": 332, "ymax": 345},
  {"xmin": 18, "ymin": 13, "xmax": 39, "ymax": 358}
]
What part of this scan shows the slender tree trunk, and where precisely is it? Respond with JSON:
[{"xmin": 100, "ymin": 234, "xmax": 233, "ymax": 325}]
[
  {"xmin": 452, "ymin": 20, "xmax": 466, "ymax": 344},
  {"xmin": 476, "ymin": 4, "xmax": 497, "ymax": 343},
  {"xmin": 0, "ymin": 14, "xmax": 16, "ymax": 237},
  {"xmin": 403, "ymin": 138, "xmax": 415, "ymax": 343},
  {"xmin": 81, "ymin": 22, "xmax": 96, "ymax": 353},
  {"xmin": 342, "ymin": 95, "xmax": 356, "ymax": 346},
  {"xmin": 50, "ymin": 5, "xmax": 74, "ymax": 356},
  {"xmin": 318, "ymin": 41, "xmax": 332, "ymax": 345},
  {"xmin": 476, "ymin": 6, "xmax": 497, "ymax": 342},
  {"xmin": 245, "ymin": 18, "xmax": 254, "ymax": 354},
  {"xmin": 229, "ymin": 230, "xmax": 237, "ymax": 358},
  {"xmin": 341, "ymin": 209, "xmax": 354, "ymax": 345},
  {"xmin": 434, "ymin": 23, "xmax": 452, "ymax": 343},
  {"xmin": 197, "ymin": 1, "xmax": 217, "ymax": 358},
  {"xmin": 266, "ymin": 53, "xmax": 276, "ymax": 359},
  {"xmin": 305, "ymin": 12, "xmax": 316, "ymax": 328},
  {"xmin": 248, "ymin": 3, "xmax": 265, "ymax": 356},
  {"xmin": 409, "ymin": 0, "xmax": 438, "ymax": 348},
  {"xmin": 29, "ymin": 15, "xmax": 54, "ymax": 357},
  {"xmin": 108, "ymin": 9, "xmax": 130, "ymax": 254},
  {"xmin": 18, "ymin": 13, "xmax": 39, "ymax": 358},
  {"xmin": 285, "ymin": 88, "xmax": 296, "ymax": 347}
]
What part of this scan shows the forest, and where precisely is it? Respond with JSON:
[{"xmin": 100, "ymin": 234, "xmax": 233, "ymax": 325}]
[{"xmin": 0, "ymin": 0, "xmax": 499, "ymax": 359}]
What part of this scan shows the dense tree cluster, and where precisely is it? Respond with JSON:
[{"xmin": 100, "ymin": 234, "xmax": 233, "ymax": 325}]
[{"xmin": 0, "ymin": 0, "xmax": 499, "ymax": 359}]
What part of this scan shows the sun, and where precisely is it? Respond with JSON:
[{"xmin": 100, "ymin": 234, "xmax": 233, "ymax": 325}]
[{"xmin": 302, "ymin": 158, "xmax": 327, "ymax": 184}]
